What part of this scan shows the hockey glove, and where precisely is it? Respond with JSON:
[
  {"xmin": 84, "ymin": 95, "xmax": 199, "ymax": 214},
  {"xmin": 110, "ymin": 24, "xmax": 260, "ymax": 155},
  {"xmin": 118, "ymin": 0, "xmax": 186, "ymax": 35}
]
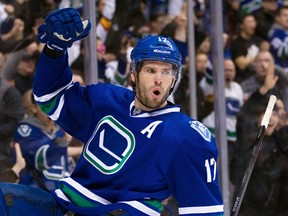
[{"xmin": 37, "ymin": 8, "xmax": 91, "ymax": 52}]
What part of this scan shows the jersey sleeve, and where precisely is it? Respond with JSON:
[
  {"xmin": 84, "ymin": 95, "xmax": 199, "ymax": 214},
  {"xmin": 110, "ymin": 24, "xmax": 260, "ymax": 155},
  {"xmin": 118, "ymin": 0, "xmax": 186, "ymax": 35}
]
[
  {"xmin": 33, "ymin": 51, "xmax": 95, "ymax": 141},
  {"xmin": 33, "ymin": 51, "xmax": 72, "ymax": 98},
  {"xmin": 164, "ymin": 121, "xmax": 224, "ymax": 216},
  {"xmin": 33, "ymin": 50, "xmax": 130, "ymax": 142}
]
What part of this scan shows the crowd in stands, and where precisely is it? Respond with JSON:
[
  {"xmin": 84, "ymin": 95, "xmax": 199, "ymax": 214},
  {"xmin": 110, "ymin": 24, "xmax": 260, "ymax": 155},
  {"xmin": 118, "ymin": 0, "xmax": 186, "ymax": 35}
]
[{"xmin": 1, "ymin": 0, "xmax": 288, "ymax": 214}]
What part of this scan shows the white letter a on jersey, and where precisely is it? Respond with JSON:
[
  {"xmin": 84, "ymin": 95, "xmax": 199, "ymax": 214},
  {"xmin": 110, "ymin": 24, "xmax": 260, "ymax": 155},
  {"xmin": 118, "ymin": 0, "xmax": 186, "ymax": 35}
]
[{"xmin": 141, "ymin": 120, "xmax": 163, "ymax": 139}]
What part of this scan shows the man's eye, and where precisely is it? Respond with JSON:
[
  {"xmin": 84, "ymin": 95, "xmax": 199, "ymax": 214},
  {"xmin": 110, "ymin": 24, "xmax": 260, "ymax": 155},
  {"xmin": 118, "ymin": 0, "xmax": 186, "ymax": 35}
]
[
  {"xmin": 146, "ymin": 69, "xmax": 155, "ymax": 73},
  {"xmin": 162, "ymin": 70, "xmax": 173, "ymax": 76}
]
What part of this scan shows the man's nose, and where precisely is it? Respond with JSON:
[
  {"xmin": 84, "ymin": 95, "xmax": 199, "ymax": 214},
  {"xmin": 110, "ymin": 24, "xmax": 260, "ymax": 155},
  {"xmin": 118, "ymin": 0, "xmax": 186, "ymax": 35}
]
[{"xmin": 154, "ymin": 72, "xmax": 163, "ymax": 82}]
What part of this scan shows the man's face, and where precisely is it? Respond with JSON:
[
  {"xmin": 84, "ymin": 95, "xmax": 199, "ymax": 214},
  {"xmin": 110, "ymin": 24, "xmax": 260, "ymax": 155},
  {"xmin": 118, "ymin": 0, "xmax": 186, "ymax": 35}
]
[
  {"xmin": 276, "ymin": 8, "xmax": 288, "ymax": 29},
  {"xmin": 17, "ymin": 59, "xmax": 36, "ymax": 76},
  {"xmin": 196, "ymin": 53, "xmax": 208, "ymax": 73},
  {"xmin": 131, "ymin": 61, "xmax": 175, "ymax": 111},
  {"xmin": 241, "ymin": 15, "xmax": 257, "ymax": 36},
  {"xmin": 262, "ymin": 0, "xmax": 278, "ymax": 12},
  {"xmin": 254, "ymin": 52, "xmax": 274, "ymax": 78},
  {"xmin": 224, "ymin": 59, "xmax": 236, "ymax": 84}
]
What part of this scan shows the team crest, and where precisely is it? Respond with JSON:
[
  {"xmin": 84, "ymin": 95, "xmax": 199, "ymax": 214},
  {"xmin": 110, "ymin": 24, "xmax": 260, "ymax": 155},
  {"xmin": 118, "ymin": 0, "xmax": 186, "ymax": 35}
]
[
  {"xmin": 189, "ymin": 121, "xmax": 211, "ymax": 142},
  {"xmin": 17, "ymin": 124, "xmax": 32, "ymax": 137}
]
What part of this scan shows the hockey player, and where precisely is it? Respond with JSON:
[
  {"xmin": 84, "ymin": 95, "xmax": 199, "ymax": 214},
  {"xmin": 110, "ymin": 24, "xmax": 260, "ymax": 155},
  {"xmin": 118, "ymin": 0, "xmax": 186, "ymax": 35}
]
[{"xmin": 0, "ymin": 8, "xmax": 223, "ymax": 216}]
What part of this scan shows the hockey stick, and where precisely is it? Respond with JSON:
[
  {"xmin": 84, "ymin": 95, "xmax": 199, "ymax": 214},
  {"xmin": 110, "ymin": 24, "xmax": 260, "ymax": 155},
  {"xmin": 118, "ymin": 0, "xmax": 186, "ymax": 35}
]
[{"xmin": 230, "ymin": 95, "xmax": 277, "ymax": 216}]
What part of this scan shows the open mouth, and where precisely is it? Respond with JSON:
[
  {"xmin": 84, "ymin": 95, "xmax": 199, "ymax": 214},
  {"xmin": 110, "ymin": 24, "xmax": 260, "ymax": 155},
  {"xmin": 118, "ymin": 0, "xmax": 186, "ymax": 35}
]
[{"xmin": 153, "ymin": 90, "xmax": 161, "ymax": 96}]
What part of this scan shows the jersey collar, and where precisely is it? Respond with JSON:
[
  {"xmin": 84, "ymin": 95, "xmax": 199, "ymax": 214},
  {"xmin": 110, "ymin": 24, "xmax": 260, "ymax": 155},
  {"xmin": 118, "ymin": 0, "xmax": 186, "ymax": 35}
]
[{"xmin": 129, "ymin": 101, "xmax": 180, "ymax": 118}]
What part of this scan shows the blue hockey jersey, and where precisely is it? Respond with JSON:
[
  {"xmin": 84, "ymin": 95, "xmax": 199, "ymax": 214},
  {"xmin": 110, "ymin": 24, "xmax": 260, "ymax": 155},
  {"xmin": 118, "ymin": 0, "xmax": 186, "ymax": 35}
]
[
  {"xmin": 14, "ymin": 115, "xmax": 70, "ymax": 191},
  {"xmin": 33, "ymin": 52, "xmax": 224, "ymax": 215}
]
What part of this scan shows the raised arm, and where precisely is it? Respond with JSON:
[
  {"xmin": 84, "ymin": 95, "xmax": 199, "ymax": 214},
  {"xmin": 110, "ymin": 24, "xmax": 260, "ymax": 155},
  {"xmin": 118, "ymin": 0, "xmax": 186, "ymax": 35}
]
[{"xmin": 33, "ymin": 8, "xmax": 91, "ymax": 139}]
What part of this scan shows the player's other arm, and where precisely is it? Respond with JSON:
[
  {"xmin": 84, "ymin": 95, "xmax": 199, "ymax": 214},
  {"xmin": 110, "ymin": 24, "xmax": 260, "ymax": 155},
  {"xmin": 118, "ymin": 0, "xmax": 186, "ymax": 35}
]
[{"xmin": 165, "ymin": 122, "xmax": 224, "ymax": 215}]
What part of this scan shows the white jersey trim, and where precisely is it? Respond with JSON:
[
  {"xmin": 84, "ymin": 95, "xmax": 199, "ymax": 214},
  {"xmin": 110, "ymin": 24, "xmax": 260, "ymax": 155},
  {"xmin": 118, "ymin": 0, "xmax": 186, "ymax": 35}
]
[
  {"xmin": 129, "ymin": 101, "xmax": 180, "ymax": 117},
  {"xmin": 58, "ymin": 177, "xmax": 161, "ymax": 215},
  {"xmin": 49, "ymin": 94, "xmax": 65, "ymax": 121},
  {"xmin": 34, "ymin": 80, "xmax": 73, "ymax": 102},
  {"xmin": 54, "ymin": 188, "xmax": 70, "ymax": 202},
  {"xmin": 60, "ymin": 177, "xmax": 111, "ymax": 204},
  {"xmin": 120, "ymin": 201, "xmax": 160, "ymax": 216},
  {"xmin": 179, "ymin": 204, "xmax": 224, "ymax": 214}
]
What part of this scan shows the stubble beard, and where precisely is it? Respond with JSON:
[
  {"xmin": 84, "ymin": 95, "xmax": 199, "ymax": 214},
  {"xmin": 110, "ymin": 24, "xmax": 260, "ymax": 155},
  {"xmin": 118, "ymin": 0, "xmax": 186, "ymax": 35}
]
[{"xmin": 135, "ymin": 83, "xmax": 170, "ymax": 110}]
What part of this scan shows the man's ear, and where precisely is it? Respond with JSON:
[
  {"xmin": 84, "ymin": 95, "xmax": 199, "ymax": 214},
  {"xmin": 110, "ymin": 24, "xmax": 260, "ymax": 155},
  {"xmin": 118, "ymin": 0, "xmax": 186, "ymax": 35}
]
[
  {"xmin": 30, "ymin": 104, "xmax": 38, "ymax": 114},
  {"xmin": 130, "ymin": 72, "xmax": 136, "ymax": 82}
]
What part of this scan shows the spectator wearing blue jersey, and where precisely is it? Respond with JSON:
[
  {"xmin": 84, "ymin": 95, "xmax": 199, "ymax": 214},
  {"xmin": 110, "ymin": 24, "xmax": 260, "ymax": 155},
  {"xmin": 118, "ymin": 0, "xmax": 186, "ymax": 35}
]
[
  {"xmin": 253, "ymin": 0, "xmax": 279, "ymax": 41},
  {"xmin": 13, "ymin": 89, "xmax": 72, "ymax": 191},
  {"xmin": 0, "ymin": 8, "xmax": 223, "ymax": 216},
  {"xmin": 268, "ymin": 5, "xmax": 288, "ymax": 76}
]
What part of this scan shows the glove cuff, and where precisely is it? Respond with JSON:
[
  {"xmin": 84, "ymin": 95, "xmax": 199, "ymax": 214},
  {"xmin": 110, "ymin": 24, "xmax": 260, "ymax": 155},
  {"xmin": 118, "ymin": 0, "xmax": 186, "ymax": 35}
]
[
  {"xmin": 47, "ymin": 36, "xmax": 70, "ymax": 53},
  {"xmin": 44, "ymin": 44, "xmax": 66, "ymax": 58}
]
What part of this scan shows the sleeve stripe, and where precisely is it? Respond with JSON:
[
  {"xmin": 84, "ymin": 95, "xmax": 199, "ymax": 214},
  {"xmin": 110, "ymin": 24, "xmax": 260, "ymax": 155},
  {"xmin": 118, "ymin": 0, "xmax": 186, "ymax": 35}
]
[
  {"xmin": 34, "ymin": 80, "xmax": 73, "ymax": 102},
  {"xmin": 49, "ymin": 94, "xmax": 65, "ymax": 121},
  {"xmin": 59, "ymin": 177, "xmax": 111, "ymax": 205},
  {"xmin": 179, "ymin": 205, "xmax": 224, "ymax": 214},
  {"xmin": 120, "ymin": 201, "xmax": 160, "ymax": 216}
]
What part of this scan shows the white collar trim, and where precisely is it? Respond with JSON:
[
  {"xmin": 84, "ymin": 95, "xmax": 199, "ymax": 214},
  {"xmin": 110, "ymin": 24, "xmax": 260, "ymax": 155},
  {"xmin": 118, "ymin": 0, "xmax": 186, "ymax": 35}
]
[{"xmin": 129, "ymin": 101, "xmax": 180, "ymax": 118}]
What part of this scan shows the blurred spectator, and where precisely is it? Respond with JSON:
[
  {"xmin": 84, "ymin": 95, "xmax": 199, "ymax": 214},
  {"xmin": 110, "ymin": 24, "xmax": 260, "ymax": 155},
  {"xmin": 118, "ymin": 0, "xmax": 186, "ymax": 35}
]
[
  {"xmin": 273, "ymin": 98, "xmax": 288, "ymax": 155},
  {"xmin": 0, "ymin": 52, "xmax": 5, "ymax": 71},
  {"xmin": 0, "ymin": 143, "xmax": 26, "ymax": 183},
  {"xmin": 240, "ymin": 0, "xmax": 262, "ymax": 14},
  {"xmin": 200, "ymin": 59, "xmax": 244, "ymax": 142},
  {"xmin": 96, "ymin": 0, "xmax": 116, "ymax": 42},
  {"xmin": 144, "ymin": 0, "xmax": 168, "ymax": 21},
  {"xmin": 240, "ymin": 50, "xmax": 287, "ymax": 102},
  {"xmin": 268, "ymin": 5, "xmax": 288, "ymax": 75},
  {"xmin": 72, "ymin": 69, "xmax": 85, "ymax": 86},
  {"xmin": 274, "ymin": 98, "xmax": 288, "ymax": 130},
  {"xmin": 229, "ymin": 13, "xmax": 268, "ymax": 83},
  {"xmin": 224, "ymin": 0, "xmax": 241, "ymax": 37},
  {"xmin": 58, "ymin": 0, "xmax": 83, "ymax": 10},
  {"xmin": 174, "ymin": 52, "xmax": 213, "ymax": 121},
  {"xmin": 253, "ymin": 0, "xmax": 279, "ymax": 41},
  {"xmin": 0, "ymin": 73, "xmax": 24, "ymax": 162},
  {"xmin": 107, "ymin": 0, "xmax": 147, "ymax": 39},
  {"xmin": 7, "ymin": 50, "xmax": 39, "ymax": 95},
  {"xmin": 149, "ymin": 12, "xmax": 167, "ymax": 36},
  {"xmin": 105, "ymin": 32, "xmax": 136, "ymax": 86},
  {"xmin": 161, "ymin": 2, "xmax": 188, "ymax": 65},
  {"xmin": 13, "ymin": 89, "xmax": 73, "ymax": 191},
  {"xmin": 2, "ymin": 41, "xmax": 40, "ymax": 85},
  {"xmin": 0, "ymin": 17, "xmax": 25, "ymax": 53},
  {"xmin": 0, "ymin": 1, "xmax": 15, "ymax": 34},
  {"xmin": 235, "ymin": 93, "xmax": 288, "ymax": 216}
]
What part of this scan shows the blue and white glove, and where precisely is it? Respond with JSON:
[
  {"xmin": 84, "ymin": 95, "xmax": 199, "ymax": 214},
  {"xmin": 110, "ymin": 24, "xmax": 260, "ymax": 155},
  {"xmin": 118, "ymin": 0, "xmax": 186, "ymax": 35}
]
[{"xmin": 37, "ymin": 8, "xmax": 91, "ymax": 52}]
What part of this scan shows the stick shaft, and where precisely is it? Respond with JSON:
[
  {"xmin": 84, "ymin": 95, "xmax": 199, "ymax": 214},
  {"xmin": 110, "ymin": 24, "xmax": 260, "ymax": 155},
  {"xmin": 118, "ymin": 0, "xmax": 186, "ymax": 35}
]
[
  {"xmin": 230, "ymin": 126, "xmax": 266, "ymax": 216},
  {"xmin": 231, "ymin": 95, "xmax": 277, "ymax": 216}
]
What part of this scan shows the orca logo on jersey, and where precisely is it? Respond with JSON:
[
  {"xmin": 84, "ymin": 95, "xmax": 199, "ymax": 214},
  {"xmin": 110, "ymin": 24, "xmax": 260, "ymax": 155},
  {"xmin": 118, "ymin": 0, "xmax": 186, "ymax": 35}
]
[
  {"xmin": 17, "ymin": 124, "xmax": 32, "ymax": 137},
  {"xmin": 83, "ymin": 115, "xmax": 135, "ymax": 174},
  {"xmin": 189, "ymin": 120, "xmax": 211, "ymax": 142}
]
